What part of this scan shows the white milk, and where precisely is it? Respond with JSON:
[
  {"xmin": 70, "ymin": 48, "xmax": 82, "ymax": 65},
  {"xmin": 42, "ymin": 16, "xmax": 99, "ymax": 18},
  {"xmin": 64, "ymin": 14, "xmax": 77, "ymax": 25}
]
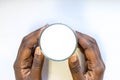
[
  {"xmin": 40, "ymin": 23, "xmax": 85, "ymax": 80},
  {"xmin": 40, "ymin": 23, "xmax": 77, "ymax": 61}
]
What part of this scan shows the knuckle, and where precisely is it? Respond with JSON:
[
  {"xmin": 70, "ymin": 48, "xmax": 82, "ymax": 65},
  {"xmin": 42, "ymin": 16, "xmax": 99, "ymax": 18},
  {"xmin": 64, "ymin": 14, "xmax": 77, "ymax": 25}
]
[
  {"xmin": 33, "ymin": 58, "xmax": 41, "ymax": 68},
  {"xmin": 101, "ymin": 63, "xmax": 105, "ymax": 72},
  {"xmin": 95, "ymin": 63, "xmax": 105, "ymax": 74},
  {"xmin": 99, "ymin": 65, "xmax": 105, "ymax": 73},
  {"xmin": 91, "ymin": 38, "xmax": 96, "ymax": 44},
  {"xmin": 13, "ymin": 62, "xmax": 20, "ymax": 70},
  {"xmin": 21, "ymin": 36, "xmax": 31, "ymax": 47},
  {"xmin": 22, "ymin": 36, "xmax": 28, "ymax": 44},
  {"xmin": 90, "ymin": 38, "xmax": 97, "ymax": 45},
  {"xmin": 87, "ymin": 38, "xmax": 97, "ymax": 48}
]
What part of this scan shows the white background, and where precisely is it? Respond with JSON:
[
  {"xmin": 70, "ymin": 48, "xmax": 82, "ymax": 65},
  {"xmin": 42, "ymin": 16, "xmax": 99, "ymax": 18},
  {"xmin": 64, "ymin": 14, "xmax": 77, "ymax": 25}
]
[{"xmin": 0, "ymin": 0, "xmax": 120, "ymax": 80}]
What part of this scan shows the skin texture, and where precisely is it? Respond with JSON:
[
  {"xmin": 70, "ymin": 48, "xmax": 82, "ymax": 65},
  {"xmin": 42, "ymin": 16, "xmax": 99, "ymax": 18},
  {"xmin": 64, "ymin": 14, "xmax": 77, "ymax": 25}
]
[
  {"xmin": 14, "ymin": 25, "xmax": 47, "ymax": 80},
  {"xmin": 68, "ymin": 31, "xmax": 105, "ymax": 80},
  {"xmin": 14, "ymin": 25, "xmax": 105, "ymax": 80}
]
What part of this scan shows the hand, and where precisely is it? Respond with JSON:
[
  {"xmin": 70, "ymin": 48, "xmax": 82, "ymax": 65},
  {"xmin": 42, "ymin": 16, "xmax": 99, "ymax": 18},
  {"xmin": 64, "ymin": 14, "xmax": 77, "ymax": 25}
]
[
  {"xmin": 68, "ymin": 31, "xmax": 105, "ymax": 80},
  {"xmin": 14, "ymin": 25, "xmax": 47, "ymax": 80}
]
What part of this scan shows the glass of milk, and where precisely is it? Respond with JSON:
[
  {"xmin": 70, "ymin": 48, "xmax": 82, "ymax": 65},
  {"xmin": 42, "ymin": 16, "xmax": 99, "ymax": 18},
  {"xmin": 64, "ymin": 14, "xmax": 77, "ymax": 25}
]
[{"xmin": 39, "ymin": 23, "xmax": 85, "ymax": 80}]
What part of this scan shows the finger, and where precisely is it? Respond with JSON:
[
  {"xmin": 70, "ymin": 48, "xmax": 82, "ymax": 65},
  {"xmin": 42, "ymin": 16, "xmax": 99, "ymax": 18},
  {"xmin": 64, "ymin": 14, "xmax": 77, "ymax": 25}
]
[
  {"xmin": 76, "ymin": 31, "xmax": 105, "ymax": 72},
  {"xmin": 14, "ymin": 24, "xmax": 47, "ymax": 69},
  {"xmin": 68, "ymin": 53, "xmax": 85, "ymax": 80},
  {"xmin": 31, "ymin": 47, "xmax": 44, "ymax": 80}
]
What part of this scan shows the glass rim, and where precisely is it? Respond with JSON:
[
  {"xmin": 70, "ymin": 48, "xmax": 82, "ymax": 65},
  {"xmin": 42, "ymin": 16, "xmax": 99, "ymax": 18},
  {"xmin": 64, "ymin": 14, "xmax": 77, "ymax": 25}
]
[{"xmin": 39, "ymin": 23, "xmax": 78, "ymax": 61}]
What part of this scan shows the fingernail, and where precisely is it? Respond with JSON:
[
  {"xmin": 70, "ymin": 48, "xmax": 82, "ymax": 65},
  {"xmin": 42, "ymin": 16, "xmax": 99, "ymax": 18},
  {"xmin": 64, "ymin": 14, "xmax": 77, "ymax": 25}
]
[
  {"xmin": 35, "ymin": 47, "xmax": 41, "ymax": 55},
  {"xmin": 70, "ymin": 53, "xmax": 78, "ymax": 63}
]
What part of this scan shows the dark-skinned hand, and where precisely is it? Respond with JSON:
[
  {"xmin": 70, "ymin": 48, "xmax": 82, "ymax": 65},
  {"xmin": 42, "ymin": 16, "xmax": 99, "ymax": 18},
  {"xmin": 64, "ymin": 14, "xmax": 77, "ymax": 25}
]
[
  {"xmin": 68, "ymin": 31, "xmax": 105, "ymax": 80},
  {"xmin": 14, "ymin": 25, "xmax": 105, "ymax": 80},
  {"xmin": 14, "ymin": 25, "xmax": 47, "ymax": 80}
]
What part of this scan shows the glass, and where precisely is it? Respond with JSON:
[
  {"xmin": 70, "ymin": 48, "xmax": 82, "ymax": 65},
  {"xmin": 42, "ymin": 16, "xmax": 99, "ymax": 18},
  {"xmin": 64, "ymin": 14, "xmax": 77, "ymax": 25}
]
[{"xmin": 39, "ymin": 23, "xmax": 77, "ymax": 61}]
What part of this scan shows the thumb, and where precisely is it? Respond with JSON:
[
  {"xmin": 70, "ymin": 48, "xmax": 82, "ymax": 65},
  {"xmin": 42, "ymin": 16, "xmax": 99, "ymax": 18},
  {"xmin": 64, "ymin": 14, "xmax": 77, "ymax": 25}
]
[
  {"xmin": 68, "ymin": 53, "xmax": 85, "ymax": 80},
  {"xmin": 31, "ymin": 47, "xmax": 44, "ymax": 80}
]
